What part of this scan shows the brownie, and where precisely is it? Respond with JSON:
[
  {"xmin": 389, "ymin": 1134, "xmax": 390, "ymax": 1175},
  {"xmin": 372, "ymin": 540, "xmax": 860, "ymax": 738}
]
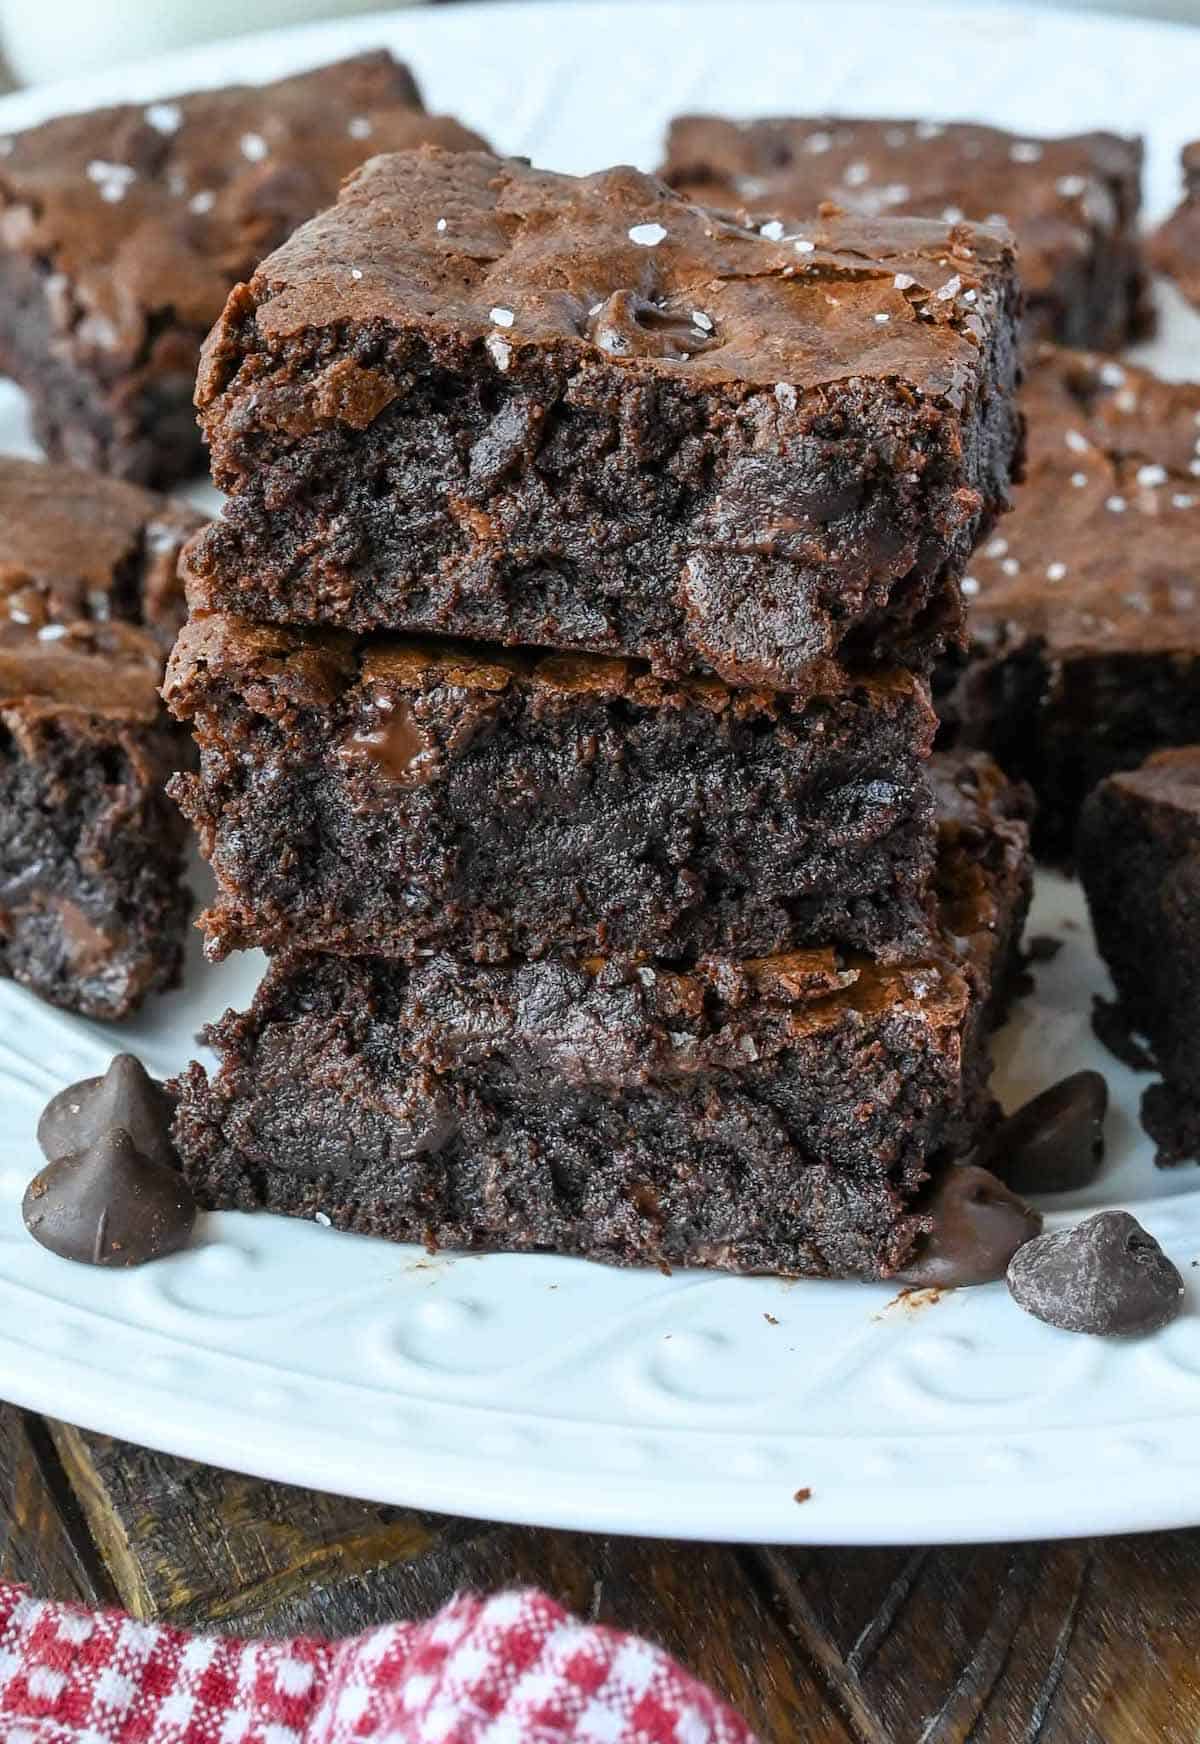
[
  {"xmin": 936, "ymin": 346, "xmax": 1200, "ymax": 857},
  {"xmin": 164, "ymin": 612, "xmax": 938, "ymax": 966},
  {"xmin": 1079, "ymin": 748, "xmax": 1200, "ymax": 1163},
  {"xmin": 0, "ymin": 52, "xmax": 487, "ymax": 486},
  {"xmin": 661, "ymin": 115, "xmax": 1150, "ymax": 350},
  {"xmin": 1149, "ymin": 142, "xmax": 1200, "ymax": 310},
  {"xmin": 0, "ymin": 457, "xmax": 201, "ymax": 1017},
  {"xmin": 182, "ymin": 148, "xmax": 1023, "ymax": 695},
  {"xmin": 170, "ymin": 751, "xmax": 1032, "ymax": 1280},
  {"xmin": 0, "ymin": 454, "xmax": 197, "ymax": 637}
]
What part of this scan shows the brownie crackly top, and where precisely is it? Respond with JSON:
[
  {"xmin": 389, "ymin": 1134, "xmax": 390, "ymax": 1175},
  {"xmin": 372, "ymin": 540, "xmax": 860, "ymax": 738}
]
[
  {"xmin": 197, "ymin": 147, "xmax": 1016, "ymax": 403},
  {"xmin": 0, "ymin": 52, "xmax": 487, "ymax": 374},
  {"xmin": 959, "ymin": 347, "xmax": 1200, "ymax": 661},
  {"xmin": 661, "ymin": 115, "xmax": 1147, "ymax": 348}
]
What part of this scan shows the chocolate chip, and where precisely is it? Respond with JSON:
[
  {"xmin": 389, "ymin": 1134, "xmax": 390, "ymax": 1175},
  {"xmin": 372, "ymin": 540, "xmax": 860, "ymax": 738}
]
[
  {"xmin": 982, "ymin": 1070, "xmax": 1108, "ymax": 1195},
  {"xmin": 1026, "ymin": 934, "xmax": 1064, "ymax": 964},
  {"xmin": 1092, "ymin": 996, "xmax": 1156, "ymax": 1073},
  {"xmin": 1007, "ymin": 1211, "xmax": 1184, "ymax": 1336},
  {"xmin": 23, "ymin": 1128, "xmax": 195, "ymax": 1268},
  {"xmin": 38, "ymin": 1054, "xmax": 178, "ymax": 1169},
  {"xmin": 895, "ymin": 1163, "xmax": 1042, "ymax": 1287}
]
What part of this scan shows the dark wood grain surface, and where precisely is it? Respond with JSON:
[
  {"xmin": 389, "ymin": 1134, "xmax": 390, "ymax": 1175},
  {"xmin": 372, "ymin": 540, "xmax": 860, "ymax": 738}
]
[{"xmin": 1, "ymin": 1400, "xmax": 1194, "ymax": 1741}]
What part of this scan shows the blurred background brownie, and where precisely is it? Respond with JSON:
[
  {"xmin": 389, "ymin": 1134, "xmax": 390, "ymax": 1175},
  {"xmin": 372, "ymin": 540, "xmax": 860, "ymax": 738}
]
[
  {"xmin": 170, "ymin": 750, "xmax": 1032, "ymax": 1281},
  {"xmin": 936, "ymin": 346, "xmax": 1200, "ymax": 857},
  {"xmin": 165, "ymin": 613, "xmax": 939, "ymax": 967},
  {"xmin": 1080, "ymin": 748, "xmax": 1200, "ymax": 1164},
  {"xmin": 183, "ymin": 148, "xmax": 1023, "ymax": 694},
  {"xmin": 1150, "ymin": 140, "xmax": 1200, "ymax": 310},
  {"xmin": 0, "ymin": 456, "xmax": 200, "ymax": 1017},
  {"xmin": 661, "ymin": 114, "xmax": 1150, "ymax": 350},
  {"xmin": 0, "ymin": 51, "xmax": 487, "ymax": 485}
]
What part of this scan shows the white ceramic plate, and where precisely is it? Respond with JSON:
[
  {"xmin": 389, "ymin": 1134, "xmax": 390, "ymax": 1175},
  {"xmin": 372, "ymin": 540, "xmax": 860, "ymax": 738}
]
[{"xmin": 2, "ymin": 0, "xmax": 1200, "ymax": 1546}]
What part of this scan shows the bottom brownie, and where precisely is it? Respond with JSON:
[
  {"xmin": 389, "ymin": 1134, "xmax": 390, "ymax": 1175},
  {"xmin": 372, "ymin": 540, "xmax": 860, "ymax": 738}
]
[
  {"xmin": 172, "ymin": 753, "xmax": 1031, "ymax": 1279},
  {"xmin": 1080, "ymin": 747, "xmax": 1200, "ymax": 1163}
]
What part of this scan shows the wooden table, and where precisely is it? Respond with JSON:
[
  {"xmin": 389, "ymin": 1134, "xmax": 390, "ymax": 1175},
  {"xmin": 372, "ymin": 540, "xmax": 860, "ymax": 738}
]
[{"xmin": 1, "ymin": 1401, "xmax": 1194, "ymax": 1740}]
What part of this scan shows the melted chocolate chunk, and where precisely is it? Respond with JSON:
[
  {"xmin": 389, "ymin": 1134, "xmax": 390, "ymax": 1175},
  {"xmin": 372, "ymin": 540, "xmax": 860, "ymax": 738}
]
[
  {"xmin": 23, "ymin": 1128, "xmax": 195, "ymax": 1267},
  {"xmin": 584, "ymin": 291, "xmax": 721, "ymax": 361},
  {"xmin": 38, "ymin": 1053, "xmax": 178, "ymax": 1170},
  {"xmin": 982, "ymin": 1071, "xmax": 1108, "ymax": 1196},
  {"xmin": 895, "ymin": 1163, "xmax": 1042, "ymax": 1287},
  {"xmin": 1007, "ymin": 1210, "xmax": 1184, "ymax": 1335},
  {"xmin": 338, "ymin": 699, "xmax": 442, "ymax": 785}
]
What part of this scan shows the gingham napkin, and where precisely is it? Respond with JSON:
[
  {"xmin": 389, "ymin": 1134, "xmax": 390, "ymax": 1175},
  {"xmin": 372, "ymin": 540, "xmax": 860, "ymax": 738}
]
[{"xmin": 0, "ymin": 1581, "xmax": 756, "ymax": 1743}]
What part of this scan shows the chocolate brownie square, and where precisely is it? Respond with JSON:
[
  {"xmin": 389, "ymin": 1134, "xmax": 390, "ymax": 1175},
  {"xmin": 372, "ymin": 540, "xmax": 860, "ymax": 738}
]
[
  {"xmin": 661, "ymin": 115, "xmax": 1150, "ymax": 350},
  {"xmin": 1150, "ymin": 142, "xmax": 1200, "ymax": 310},
  {"xmin": 0, "ymin": 52, "xmax": 487, "ymax": 486},
  {"xmin": 164, "ymin": 613, "xmax": 938, "ymax": 966},
  {"xmin": 937, "ymin": 346, "xmax": 1200, "ymax": 856},
  {"xmin": 0, "ymin": 456, "xmax": 200, "ymax": 1017},
  {"xmin": 170, "ymin": 751, "xmax": 1032, "ymax": 1280},
  {"xmin": 182, "ymin": 148, "xmax": 1023, "ymax": 694},
  {"xmin": 1080, "ymin": 748, "xmax": 1200, "ymax": 1163}
]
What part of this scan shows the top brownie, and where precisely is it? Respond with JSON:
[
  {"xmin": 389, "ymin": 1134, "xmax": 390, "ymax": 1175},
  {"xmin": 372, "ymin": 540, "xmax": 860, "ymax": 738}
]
[
  {"xmin": 0, "ymin": 52, "xmax": 487, "ymax": 485},
  {"xmin": 185, "ymin": 148, "xmax": 1023, "ymax": 693},
  {"xmin": 661, "ymin": 115, "xmax": 1149, "ymax": 351}
]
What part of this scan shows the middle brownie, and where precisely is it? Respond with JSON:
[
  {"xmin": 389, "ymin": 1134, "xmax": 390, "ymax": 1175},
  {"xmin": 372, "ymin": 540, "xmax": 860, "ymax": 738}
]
[{"xmin": 164, "ymin": 612, "xmax": 937, "ymax": 966}]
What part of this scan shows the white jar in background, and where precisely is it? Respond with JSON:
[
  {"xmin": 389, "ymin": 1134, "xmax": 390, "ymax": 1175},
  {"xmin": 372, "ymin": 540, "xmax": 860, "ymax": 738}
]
[{"xmin": 0, "ymin": 0, "xmax": 403, "ymax": 86}]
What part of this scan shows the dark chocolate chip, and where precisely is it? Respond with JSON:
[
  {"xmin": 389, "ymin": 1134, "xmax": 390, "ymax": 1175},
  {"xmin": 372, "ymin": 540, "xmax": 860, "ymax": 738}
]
[
  {"xmin": 1026, "ymin": 934, "xmax": 1064, "ymax": 964},
  {"xmin": 982, "ymin": 1070, "xmax": 1108, "ymax": 1196},
  {"xmin": 1007, "ymin": 1211, "xmax": 1184, "ymax": 1336},
  {"xmin": 895, "ymin": 1163, "xmax": 1042, "ymax": 1288},
  {"xmin": 1092, "ymin": 996, "xmax": 1155, "ymax": 1073},
  {"xmin": 38, "ymin": 1054, "xmax": 178, "ymax": 1169},
  {"xmin": 23, "ymin": 1128, "xmax": 195, "ymax": 1268}
]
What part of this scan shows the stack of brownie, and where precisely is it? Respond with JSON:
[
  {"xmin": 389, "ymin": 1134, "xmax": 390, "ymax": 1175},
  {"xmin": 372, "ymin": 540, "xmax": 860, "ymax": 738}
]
[{"xmin": 164, "ymin": 147, "xmax": 1030, "ymax": 1278}]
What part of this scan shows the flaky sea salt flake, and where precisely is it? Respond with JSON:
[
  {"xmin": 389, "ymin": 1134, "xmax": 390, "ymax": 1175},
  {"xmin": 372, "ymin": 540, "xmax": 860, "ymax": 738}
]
[
  {"xmin": 86, "ymin": 160, "xmax": 136, "ymax": 203},
  {"xmin": 145, "ymin": 102, "xmax": 181, "ymax": 134}
]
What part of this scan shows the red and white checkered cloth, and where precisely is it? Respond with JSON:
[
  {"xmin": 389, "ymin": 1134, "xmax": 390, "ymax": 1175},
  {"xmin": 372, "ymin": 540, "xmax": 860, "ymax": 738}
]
[{"xmin": 0, "ymin": 1582, "xmax": 756, "ymax": 1743}]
